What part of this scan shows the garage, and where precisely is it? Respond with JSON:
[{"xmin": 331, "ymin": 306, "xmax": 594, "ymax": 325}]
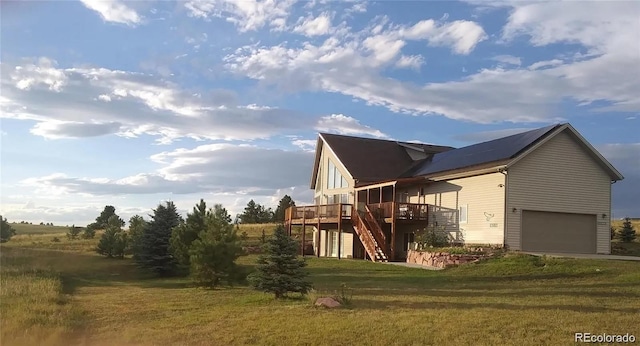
[{"xmin": 521, "ymin": 210, "xmax": 597, "ymax": 254}]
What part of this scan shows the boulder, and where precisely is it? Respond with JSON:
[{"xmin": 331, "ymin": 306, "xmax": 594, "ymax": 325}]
[{"xmin": 315, "ymin": 297, "xmax": 341, "ymax": 308}]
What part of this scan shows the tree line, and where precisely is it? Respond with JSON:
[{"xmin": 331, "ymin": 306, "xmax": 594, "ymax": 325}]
[{"xmin": 44, "ymin": 194, "xmax": 309, "ymax": 299}]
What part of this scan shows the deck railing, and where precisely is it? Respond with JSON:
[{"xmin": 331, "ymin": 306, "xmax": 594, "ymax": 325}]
[
  {"xmin": 285, "ymin": 202, "xmax": 428, "ymax": 223},
  {"xmin": 285, "ymin": 204, "xmax": 352, "ymax": 222},
  {"xmin": 365, "ymin": 202, "xmax": 429, "ymax": 221}
]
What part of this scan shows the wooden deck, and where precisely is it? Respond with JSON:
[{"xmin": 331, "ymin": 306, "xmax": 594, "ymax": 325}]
[{"xmin": 285, "ymin": 202, "xmax": 429, "ymax": 225}]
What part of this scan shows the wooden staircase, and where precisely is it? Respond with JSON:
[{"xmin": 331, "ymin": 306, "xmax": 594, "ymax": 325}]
[{"xmin": 352, "ymin": 208, "xmax": 389, "ymax": 262}]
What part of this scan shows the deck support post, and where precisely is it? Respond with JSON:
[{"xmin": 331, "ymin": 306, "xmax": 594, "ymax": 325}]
[
  {"xmin": 301, "ymin": 210, "xmax": 306, "ymax": 256},
  {"xmin": 337, "ymin": 203, "xmax": 342, "ymax": 260},
  {"xmin": 316, "ymin": 218, "xmax": 321, "ymax": 257},
  {"xmin": 391, "ymin": 185, "xmax": 396, "ymax": 261}
]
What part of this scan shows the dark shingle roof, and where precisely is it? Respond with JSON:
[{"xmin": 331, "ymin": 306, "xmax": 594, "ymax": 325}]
[
  {"xmin": 319, "ymin": 133, "xmax": 453, "ymax": 184},
  {"xmin": 404, "ymin": 124, "xmax": 561, "ymax": 177}
]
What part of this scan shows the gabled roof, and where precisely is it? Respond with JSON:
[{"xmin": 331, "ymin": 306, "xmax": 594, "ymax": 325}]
[
  {"xmin": 403, "ymin": 124, "xmax": 560, "ymax": 177},
  {"xmin": 311, "ymin": 123, "xmax": 624, "ymax": 189},
  {"xmin": 311, "ymin": 133, "xmax": 453, "ymax": 187}
]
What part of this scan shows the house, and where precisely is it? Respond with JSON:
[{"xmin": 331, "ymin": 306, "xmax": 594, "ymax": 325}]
[{"xmin": 284, "ymin": 123, "xmax": 624, "ymax": 261}]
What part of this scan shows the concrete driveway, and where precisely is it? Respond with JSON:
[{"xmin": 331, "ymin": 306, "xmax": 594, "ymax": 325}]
[{"xmin": 524, "ymin": 252, "xmax": 640, "ymax": 261}]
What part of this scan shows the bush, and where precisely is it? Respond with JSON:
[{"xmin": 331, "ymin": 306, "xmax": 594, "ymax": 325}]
[
  {"xmin": 611, "ymin": 226, "xmax": 616, "ymax": 240},
  {"xmin": 414, "ymin": 225, "xmax": 450, "ymax": 249},
  {"xmin": 1, "ymin": 216, "xmax": 17, "ymax": 243},
  {"xmin": 51, "ymin": 237, "xmax": 61, "ymax": 243}
]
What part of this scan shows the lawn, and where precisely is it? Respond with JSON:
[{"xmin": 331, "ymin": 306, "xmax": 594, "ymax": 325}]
[{"xmin": 1, "ymin": 228, "xmax": 639, "ymax": 346}]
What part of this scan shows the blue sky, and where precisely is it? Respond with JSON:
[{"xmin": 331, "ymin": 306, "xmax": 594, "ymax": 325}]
[{"xmin": 1, "ymin": 0, "xmax": 638, "ymax": 225}]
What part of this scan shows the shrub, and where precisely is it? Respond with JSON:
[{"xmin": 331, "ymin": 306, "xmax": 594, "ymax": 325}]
[
  {"xmin": 1, "ymin": 216, "xmax": 17, "ymax": 243},
  {"xmin": 414, "ymin": 225, "xmax": 450, "ymax": 249},
  {"xmin": 611, "ymin": 226, "xmax": 616, "ymax": 240},
  {"xmin": 51, "ymin": 237, "xmax": 61, "ymax": 243},
  {"xmin": 334, "ymin": 283, "xmax": 353, "ymax": 306}
]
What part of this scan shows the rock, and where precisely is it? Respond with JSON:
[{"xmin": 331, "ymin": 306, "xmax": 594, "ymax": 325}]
[{"xmin": 315, "ymin": 297, "xmax": 341, "ymax": 308}]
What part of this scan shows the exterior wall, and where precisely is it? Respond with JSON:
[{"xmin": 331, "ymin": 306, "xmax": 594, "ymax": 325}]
[
  {"xmin": 506, "ymin": 131, "xmax": 612, "ymax": 254},
  {"xmin": 314, "ymin": 142, "xmax": 356, "ymax": 205},
  {"xmin": 313, "ymin": 227, "xmax": 355, "ymax": 258},
  {"xmin": 400, "ymin": 172, "xmax": 506, "ymax": 245}
]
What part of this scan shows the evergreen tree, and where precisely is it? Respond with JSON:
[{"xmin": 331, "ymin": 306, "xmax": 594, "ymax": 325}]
[
  {"xmin": 0, "ymin": 216, "xmax": 16, "ymax": 243},
  {"xmin": 96, "ymin": 215, "xmax": 128, "ymax": 258},
  {"xmin": 189, "ymin": 209, "xmax": 244, "ymax": 288},
  {"xmin": 617, "ymin": 217, "xmax": 637, "ymax": 243},
  {"xmin": 273, "ymin": 195, "xmax": 296, "ymax": 222},
  {"xmin": 248, "ymin": 224, "xmax": 312, "ymax": 299},
  {"xmin": 67, "ymin": 224, "xmax": 82, "ymax": 240},
  {"xmin": 134, "ymin": 201, "xmax": 182, "ymax": 276},
  {"xmin": 95, "ymin": 206, "xmax": 125, "ymax": 228},
  {"xmin": 128, "ymin": 215, "xmax": 147, "ymax": 255},
  {"xmin": 82, "ymin": 225, "xmax": 96, "ymax": 239},
  {"xmin": 171, "ymin": 199, "xmax": 208, "ymax": 271},
  {"xmin": 239, "ymin": 200, "xmax": 259, "ymax": 223}
]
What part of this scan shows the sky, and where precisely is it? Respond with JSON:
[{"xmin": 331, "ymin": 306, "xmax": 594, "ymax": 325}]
[{"xmin": 1, "ymin": 0, "xmax": 639, "ymax": 226}]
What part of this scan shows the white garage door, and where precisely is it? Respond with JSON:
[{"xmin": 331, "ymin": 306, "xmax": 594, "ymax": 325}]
[{"xmin": 521, "ymin": 210, "xmax": 597, "ymax": 254}]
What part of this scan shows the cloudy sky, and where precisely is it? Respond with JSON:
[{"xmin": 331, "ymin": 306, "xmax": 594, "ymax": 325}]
[{"xmin": 1, "ymin": 0, "xmax": 638, "ymax": 226}]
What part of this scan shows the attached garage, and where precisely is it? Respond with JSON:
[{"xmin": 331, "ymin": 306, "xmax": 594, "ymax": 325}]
[{"xmin": 521, "ymin": 210, "xmax": 597, "ymax": 254}]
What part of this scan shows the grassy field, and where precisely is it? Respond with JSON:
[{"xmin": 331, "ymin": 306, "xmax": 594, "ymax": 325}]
[
  {"xmin": 1, "ymin": 225, "xmax": 639, "ymax": 346},
  {"xmin": 9, "ymin": 223, "xmax": 71, "ymax": 235}
]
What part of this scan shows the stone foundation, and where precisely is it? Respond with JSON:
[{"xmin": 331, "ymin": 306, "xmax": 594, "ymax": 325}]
[{"xmin": 406, "ymin": 249, "xmax": 489, "ymax": 269}]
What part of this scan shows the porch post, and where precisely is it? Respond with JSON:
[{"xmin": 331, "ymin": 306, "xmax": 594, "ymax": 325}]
[
  {"xmin": 316, "ymin": 218, "xmax": 321, "ymax": 257},
  {"xmin": 379, "ymin": 187, "xmax": 383, "ymax": 204},
  {"xmin": 367, "ymin": 189, "xmax": 370, "ymax": 205},
  {"xmin": 391, "ymin": 185, "xmax": 396, "ymax": 261},
  {"xmin": 337, "ymin": 203, "xmax": 342, "ymax": 260},
  {"xmin": 301, "ymin": 209, "xmax": 306, "ymax": 256}
]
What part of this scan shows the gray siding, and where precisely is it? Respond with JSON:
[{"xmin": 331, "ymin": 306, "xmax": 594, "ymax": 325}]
[{"xmin": 506, "ymin": 130, "xmax": 611, "ymax": 254}]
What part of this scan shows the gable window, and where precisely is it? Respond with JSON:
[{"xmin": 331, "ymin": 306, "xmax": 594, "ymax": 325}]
[
  {"xmin": 326, "ymin": 159, "xmax": 348, "ymax": 189},
  {"xmin": 459, "ymin": 204, "xmax": 468, "ymax": 224}
]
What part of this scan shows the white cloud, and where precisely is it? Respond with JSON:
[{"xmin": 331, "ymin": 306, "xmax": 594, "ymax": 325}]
[
  {"xmin": 2, "ymin": 58, "xmax": 385, "ymax": 143},
  {"xmin": 396, "ymin": 55, "xmax": 425, "ymax": 70},
  {"xmin": 18, "ymin": 144, "xmax": 315, "ymax": 200},
  {"xmin": 184, "ymin": 0, "xmax": 296, "ymax": 32},
  {"xmin": 291, "ymin": 139, "xmax": 317, "ymax": 152},
  {"xmin": 528, "ymin": 59, "xmax": 563, "ymax": 70},
  {"xmin": 79, "ymin": 0, "xmax": 141, "ymax": 26},
  {"xmin": 492, "ymin": 55, "xmax": 521, "ymax": 66},
  {"xmin": 225, "ymin": 2, "xmax": 639, "ymax": 123},
  {"xmin": 315, "ymin": 114, "xmax": 388, "ymax": 138},
  {"xmin": 30, "ymin": 121, "xmax": 123, "ymax": 139},
  {"xmin": 293, "ymin": 12, "xmax": 333, "ymax": 36}
]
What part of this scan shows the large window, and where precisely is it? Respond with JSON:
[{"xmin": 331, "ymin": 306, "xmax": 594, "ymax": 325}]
[{"xmin": 326, "ymin": 159, "xmax": 348, "ymax": 189}]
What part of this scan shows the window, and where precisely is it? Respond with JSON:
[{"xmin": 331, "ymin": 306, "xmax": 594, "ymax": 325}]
[
  {"xmin": 459, "ymin": 205, "xmax": 468, "ymax": 224},
  {"xmin": 340, "ymin": 193, "xmax": 349, "ymax": 203},
  {"xmin": 326, "ymin": 159, "xmax": 349, "ymax": 189}
]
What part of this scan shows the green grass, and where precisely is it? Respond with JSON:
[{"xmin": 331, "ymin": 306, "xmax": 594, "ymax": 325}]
[{"xmin": 1, "ymin": 227, "xmax": 640, "ymax": 346}]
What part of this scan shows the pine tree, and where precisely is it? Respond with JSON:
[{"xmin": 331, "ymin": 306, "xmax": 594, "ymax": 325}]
[
  {"xmin": 128, "ymin": 215, "xmax": 146, "ymax": 255},
  {"xmin": 67, "ymin": 224, "xmax": 82, "ymax": 240},
  {"xmin": 171, "ymin": 199, "xmax": 208, "ymax": 272},
  {"xmin": 96, "ymin": 215, "xmax": 128, "ymax": 258},
  {"xmin": 273, "ymin": 195, "xmax": 296, "ymax": 222},
  {"xmin": 189, "ymin": 209, "xmax": 243, "ymax": 288},
  {"xmin": 617, "ymin": 217, "xmax": 637, "ymax": 243},
  {"xmin": 248, "ymin": 224, "xmax": 312, "ymax": 299},
  {"xmin": 134, "ymin": 202, "xmax": 182, "ymax": 276}
]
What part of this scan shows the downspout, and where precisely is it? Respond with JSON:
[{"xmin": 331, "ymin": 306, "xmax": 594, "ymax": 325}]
[{"xmin": 499, "ymin": 169, "xmax": 508, "ymax": 250}]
